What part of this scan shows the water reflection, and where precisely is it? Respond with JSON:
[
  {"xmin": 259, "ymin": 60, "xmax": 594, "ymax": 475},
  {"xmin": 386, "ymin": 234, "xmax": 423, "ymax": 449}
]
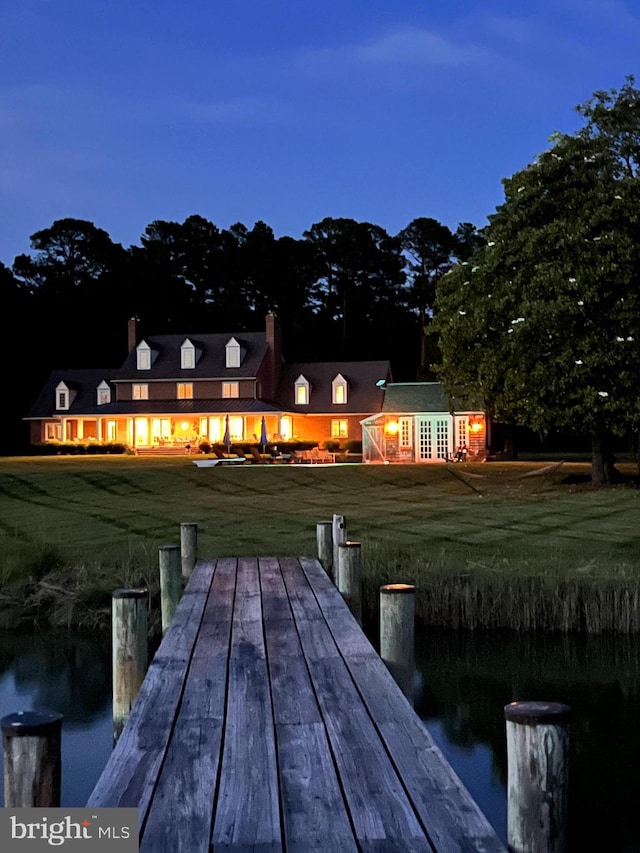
[
  {"xmin": 1, "ymin": 626, "xmax": 640, "ymax": 851},
  {"xmin": 415, "ymin": 628, "xmax": 640, "ymax": 853},
  {"xmin": 0, "ymin": 629, "xmax": 112, "ymax": 807}
]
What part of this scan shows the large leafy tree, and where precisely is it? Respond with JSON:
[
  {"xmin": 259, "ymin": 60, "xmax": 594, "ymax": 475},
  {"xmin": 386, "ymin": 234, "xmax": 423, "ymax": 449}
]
[{"xmin": 434, "ymin": 77, "xmax": 640, "ymax": 484}]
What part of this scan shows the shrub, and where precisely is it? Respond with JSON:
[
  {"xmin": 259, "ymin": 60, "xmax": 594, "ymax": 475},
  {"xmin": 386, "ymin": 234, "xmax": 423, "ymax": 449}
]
[
  {"xmin": 323, "ymin": 440, "xmax": 341, "ymax": 453},
  {"xmin": 198, "ymin": 441, "xmax": 211, "ymax": 454},
  {"xmin": 345, "ymin": 439, "xmax": 363, "ymax": 453}
]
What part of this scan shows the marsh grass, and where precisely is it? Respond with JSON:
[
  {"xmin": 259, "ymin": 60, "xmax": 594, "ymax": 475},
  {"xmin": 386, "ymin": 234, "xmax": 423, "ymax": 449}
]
[{"xmin": 0, "ymin": 456, "xmax": 638, "ymax": 633}]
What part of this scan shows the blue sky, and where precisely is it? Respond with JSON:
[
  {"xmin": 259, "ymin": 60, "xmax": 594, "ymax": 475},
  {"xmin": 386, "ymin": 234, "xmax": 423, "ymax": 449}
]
[{"xmin": 1, "ymin": 0, "xmax": 638, "ymax": 265}]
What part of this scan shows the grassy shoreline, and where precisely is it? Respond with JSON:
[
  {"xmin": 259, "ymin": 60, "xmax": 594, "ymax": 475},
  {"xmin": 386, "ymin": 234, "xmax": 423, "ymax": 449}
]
[{"xmin": 1, "ymin": 456, "xmax": 638, "ymax": 634}]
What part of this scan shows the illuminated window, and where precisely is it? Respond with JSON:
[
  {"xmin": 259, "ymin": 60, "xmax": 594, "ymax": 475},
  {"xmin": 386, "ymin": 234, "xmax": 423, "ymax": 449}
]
[
  {"xmin": 222, "ymin": 381, "xmax": 239, "ymax": 398},
  {"xmin": 399, "ymin": 417, "xmax": 412, "ymax": 448},
  {"xmin": 280, "ymin": 416, "xmax": 292, "ymax": 441},
  {"xmin": 209, "ymin": 417, "xmax": 221, "ymax": 442},
  {"xmin": 45, "ymin": 423, "xmax": 62, "ymax": 440},
  {"xmin": 295, "ymin": 374, "xmax": 309, "ymax": 405},
  {"xmin": 106, "ymin": 421, "xmax": 117, "ymax": 441},
  {"xmin": 132, "ymin": 384, "xmax": 148, "ymax": 400},
  {"xmin": 177, "ymin": 382, "xmax": 193, "ymax": 399},
  {"xmin": 136, "ymin": 341, "xmax": 151, "ymax": 370},
  {"xmin": 97, "ymin": 381, "xmax": 111, "ymax": 406},
  {"xmin": 332, "ymin": 374, "xmax": 347, "ymax": 405},
  {"xmin": 229, "ymin": 416, "xmax": 244, "ymax": 441},
  {"xmin": 331, "ymin": 419, "xmax": 348, "ymax": 438}
]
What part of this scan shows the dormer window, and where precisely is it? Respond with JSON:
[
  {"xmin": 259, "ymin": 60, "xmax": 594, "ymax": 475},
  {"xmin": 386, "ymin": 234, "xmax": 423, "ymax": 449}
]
[
  {"xmin": 332, "ymin": 374, "xmax": 348, "ymax": 405},
  {"xmin": 97, "ymin": 381, "xmax": 111, "ymax": 406},
  {"xmin": 181, "ymin": 338, "xmax": 196, "ymax": 369},
  {"xmin": 295, "ymin": 374, "xmax": 310, "ymax": 405},
  {"xmin": 136, "ymin": 341, "xmax": 152, "ymax": 371},
  {"xmin": 55, "ymin": 381, "xmax": 71, "ymax": 411},
  {"xmin": 225, "ymin": 337, "xmax": 242, "ymax": 368}
]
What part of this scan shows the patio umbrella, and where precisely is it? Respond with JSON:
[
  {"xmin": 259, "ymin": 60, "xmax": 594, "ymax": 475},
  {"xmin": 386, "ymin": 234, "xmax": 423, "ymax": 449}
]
[
  {"xmin": 260, "ymin": 416, "xmax": 268, "ymax": 453},
  {"xmin": 223, "ymin": 415, "xmax": 231, "ymax": 453}
]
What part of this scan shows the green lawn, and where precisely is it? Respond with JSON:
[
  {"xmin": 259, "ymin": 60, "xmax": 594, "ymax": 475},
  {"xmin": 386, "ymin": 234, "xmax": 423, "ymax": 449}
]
[{"xmin": 1, "ymin": 456, "xmax": 638, "ymax": 632}]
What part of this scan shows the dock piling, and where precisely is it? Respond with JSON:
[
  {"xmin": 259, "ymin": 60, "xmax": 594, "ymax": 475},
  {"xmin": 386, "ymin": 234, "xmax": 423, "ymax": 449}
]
[
  {"xmin": 316, "ymin": 521, "xmax": 333, "ymax": 579},
  {"xmin": 180, "ymin": 522, "xmax": 198, "ymax": 581},
  {"xmin": 112, "ymin": 587, "xmax": 148, "ymax": 743},
  {"xmin": 338, "ymin": 541, "xmax": 363, "ymax": 625},
  {"xmin": 159, "ymin": 544, "xmax": 182, "ymax": 634},
  {"xmin": 332, "ymin": 514, "xmax": 347, "ymax": 586},
  {"xmin": 380, "ymin": 583, "xmax": 416, "ymax": 702},
  {"xmin": 1, "ymin": 710, "xmax": 63, "ymax": 807},
  {"xmin": 505, "ymin": 700, "xmax": 571, "ymax": 853}
]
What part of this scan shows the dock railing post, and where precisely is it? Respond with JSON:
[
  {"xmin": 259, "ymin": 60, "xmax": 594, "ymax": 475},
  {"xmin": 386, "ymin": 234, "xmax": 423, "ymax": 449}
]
[
  {"xmin": 159, "ymin": 544, "xmax": 182, "ymax": 635},
  {"xmin": 112, "ymin": 587, "xmax": 148, "ymax": 743},
  {"xmin": 180, "ymin": 521, "xmax": 198, "ymax": 581},
  {"xmin": 380, "ymin": 583, "xmax": 416, "ymax": 704},
  {"xmin": 332, "ymin": 513, "xmax": 346, "ymax": 586},
  {"xmin": 1, "ymin": 710, "xmax": 63, "ymax": 807},
  {"xmin": 316, "ymin": 521, "xmax": 333, "ymax": 580},
  {"xmin": 338, "ymin": 541, "xmax": 362, "ymax": 625},
  {"xmin": 505, "ymin": 700, "xmax": 571, "ymax": 853}
]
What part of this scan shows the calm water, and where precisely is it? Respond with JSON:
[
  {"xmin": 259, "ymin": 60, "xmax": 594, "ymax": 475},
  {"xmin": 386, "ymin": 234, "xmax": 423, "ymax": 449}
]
[{"xmin": 1, "ymin": 627, "xmax": 639, "ymax": 851}]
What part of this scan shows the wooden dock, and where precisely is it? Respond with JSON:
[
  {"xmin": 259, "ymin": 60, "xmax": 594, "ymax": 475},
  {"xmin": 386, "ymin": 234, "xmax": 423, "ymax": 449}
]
[{"xmin": 88, "ymin": 556, "xmax": 507, "ymax": 852}]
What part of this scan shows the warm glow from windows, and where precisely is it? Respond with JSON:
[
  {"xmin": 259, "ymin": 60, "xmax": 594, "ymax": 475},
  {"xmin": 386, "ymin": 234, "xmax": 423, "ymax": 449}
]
[
  {"xmin": 222, "ymin": 382, "xmax": 239, "ymax": 398},
  {"xmin": 295, "ymin": 375, "xmax": 310, "ymax": 405},
  {"xmin": 132, "ymin": 384, "xmax": 148, "ymax": 400},
  {"xmin": 385, "ymin": 420, "xmax": 399, "ymax": 435},
  {"xmin": 177, "ymin": 382, "xmax": 193, "ymax": 399},
  {"xmin": 280, "ymin": 416, "xmax": 292, "ymax": 440},
  {"xmin": 332, "ymin": 374, "xmax": 347, "ymax": 404},
  {"xmin": 229, "ymin": 416, "xmax": 244, "ymax": 441},
  {"xmin": 331, "ymin": 419, "xmax": 348, "ymax": 438}
]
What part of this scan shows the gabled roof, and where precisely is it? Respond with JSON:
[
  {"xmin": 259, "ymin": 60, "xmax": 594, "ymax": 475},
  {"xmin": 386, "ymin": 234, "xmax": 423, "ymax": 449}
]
[
  {"xmin": 116, "ymin": 332, "xmax": 268, "ymax": 381},
  {"xmin": 276, "ymin": 361, "xmax": 391, "ymax": 414},
  {"xmin": 380, "ymin": 382, "xmax": 483, "ymax": 414},
  {"xmin": 26, "ymin": 369, "xmax": 117, "ymax": 419}
]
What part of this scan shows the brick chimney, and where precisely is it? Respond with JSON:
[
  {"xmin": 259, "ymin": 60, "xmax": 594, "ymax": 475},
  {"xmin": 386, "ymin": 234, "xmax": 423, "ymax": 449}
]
[
  {"xmin": 128, "ymin": 316, "xmax": 138, "ymax": 352},
  {"xmin": 265, "ymin": 313, "xmax": 282, "ymax": 399}
]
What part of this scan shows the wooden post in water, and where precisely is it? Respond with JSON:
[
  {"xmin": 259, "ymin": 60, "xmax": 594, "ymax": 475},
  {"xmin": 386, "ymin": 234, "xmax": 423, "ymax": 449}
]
[
  {"xmin": 180, "ymin": 521, "xmax": 198, "ymax": 581},
  {"xmin": 332, "ymin": 513, "xmax": 347, "ymax": 586},
  {"xmin": 505, "ymin": 700, "xmax": 571, "ymax": 853},
  {"xmin": 1, "ymin": 710, "xmax": 63, "ymax": 807},
  {"xmin": 379, "ymin": 583, "xmax": 416, "ymax": 703},
  {"xmin": 338, "ymin": 541, "xmax": 362, "ymax": 625},
  {"xmin": 112, "ymin": 587, "xmax": 148, "ymax": 743},
  {"xmin": 159, "ymin": 544, "xmax": 182, "ymax": 635},
  {"xmin": 316, "ymin": 521, "xmax": 333, "ymax": 579}
]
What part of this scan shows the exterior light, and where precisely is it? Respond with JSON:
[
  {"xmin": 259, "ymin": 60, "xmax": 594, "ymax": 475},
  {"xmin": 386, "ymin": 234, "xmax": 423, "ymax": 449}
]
[
  {"xmin": 181, "ymin": 421, "xmax": 190, "ymax": 431},
  {"xmin": 470, "ymin": 421, "xmax": 482, "ymax": 433},
  {"xmin": 385, "ymin": 421, "xmax": 399, "ymax": 435}
]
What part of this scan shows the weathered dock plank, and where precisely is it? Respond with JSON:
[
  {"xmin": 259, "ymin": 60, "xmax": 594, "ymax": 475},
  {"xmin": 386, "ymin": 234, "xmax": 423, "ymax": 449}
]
[
  {"xmin": 212, "ymin": 558, "xmax": 281, "ymax": 852},
  {"xmin": 88, "ymin": 556, "xmax": 507, "ymax": 852}
]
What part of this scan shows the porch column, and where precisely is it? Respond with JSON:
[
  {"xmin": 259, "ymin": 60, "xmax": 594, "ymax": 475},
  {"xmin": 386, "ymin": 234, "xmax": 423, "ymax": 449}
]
[{"xmin": 97, "ymin": 418, "xmax": 103, "ymax": 441}]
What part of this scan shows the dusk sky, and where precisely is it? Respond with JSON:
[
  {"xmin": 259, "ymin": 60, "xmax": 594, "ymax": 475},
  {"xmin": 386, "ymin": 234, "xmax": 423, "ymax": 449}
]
[{"xmin": 2, "ymin": 0, "xmax": 638, "ymax": 266}]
